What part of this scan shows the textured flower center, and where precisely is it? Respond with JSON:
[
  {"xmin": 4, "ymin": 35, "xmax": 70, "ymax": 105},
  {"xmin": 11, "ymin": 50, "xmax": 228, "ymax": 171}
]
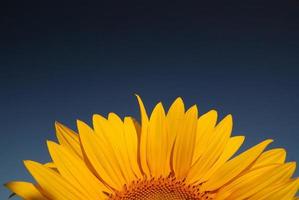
[{"xmin": 109, "ymin": 176, "xmax": 215, "ymax": 200}]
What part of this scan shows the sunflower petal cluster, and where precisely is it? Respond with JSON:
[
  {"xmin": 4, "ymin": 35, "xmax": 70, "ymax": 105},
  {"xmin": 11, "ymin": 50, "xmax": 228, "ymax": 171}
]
[{"xmin": 5, "ymin": 96, "xmax": 299, "ymax": 200}]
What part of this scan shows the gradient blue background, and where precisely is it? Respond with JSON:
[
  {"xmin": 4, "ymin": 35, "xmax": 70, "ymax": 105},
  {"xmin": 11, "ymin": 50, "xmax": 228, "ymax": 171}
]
[{"xmin": 1, "ymin": 0, "xmax": 299, "ymax": 198}]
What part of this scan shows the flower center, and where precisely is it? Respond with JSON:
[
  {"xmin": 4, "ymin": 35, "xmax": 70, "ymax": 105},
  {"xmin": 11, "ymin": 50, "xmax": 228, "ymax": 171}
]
[{"xmin": 109, "ymin": 176, "xmax": 215, "ymax": 200}]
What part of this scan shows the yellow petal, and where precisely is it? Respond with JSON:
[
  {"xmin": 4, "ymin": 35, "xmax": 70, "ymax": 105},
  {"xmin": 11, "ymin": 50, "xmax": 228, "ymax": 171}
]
[
  {"xmin": 202, "ymin": 139, "xmax": 273, "ymax": 191},
  {"xmin": 250, "ymin": 148, "xmax": 286, "ymax": 170},
  {"xmin": 166, "ymin": 97, "xmax": 185, "ymax": 159},
  {"xmin": 78, "ymin": 120, "xmax": 126, "ymax": 190},
  {"xmin": 93, "ymin": 113, "xmax": 136, "ymax": 183},
  {"xmin": 55, "ymin": 122, "xmax": 83, "ymax": 158},
  {"xmin": 248, "ymin": 178, "xmax": 299, "ymax": 200},
  {"xmin": 130, "ymin": 117, "xmax": 141, "ymax": 138},
  {"xmin": 147, "ymin": 102, "xmax": 170, "ymax": 176},
  {"xmin": 135, "ymin": 94, "xmax": 150, "ymax": 176},
  {"xmin": 123, "ymin": 117, "xmax": 143, "ymax": 178},
  {"xmin": 44, "ymin": 162, "xmax": 56, "ymax": 169},
  {"xmin": 187, "ymin": 115, "xmax": 233, "ymax": 184},
  {"xmin": 24, "ymin": 160, "xmax": 87, "ymax": 200},
  {"xmin": 4, "ymin": 181, "xmax": 47, "ymax": 200},
  {"xmin": 192, "ymin": 110, "xmax": 218, "ymax": 164},
  {"xmin": 195, "ymin": 135, "xmax": 245, "ymax": 184},
  {"xmin": 109, "ymin": 113, "xmax": 138, "ymax": 182},
  {"xmin": 173, "ymin": 105, "xmax": 198, "ymax": 179},
  {"xmin": 217, "ymin": 162, "xmax": 296, "ymax": 199},
  {"xmin": 47, "ymin": 141, "xmax": 110, "ymax": 199}
]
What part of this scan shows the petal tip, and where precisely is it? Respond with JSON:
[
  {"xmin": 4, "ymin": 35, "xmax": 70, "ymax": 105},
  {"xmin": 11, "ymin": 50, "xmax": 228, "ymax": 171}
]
[{"xmin": 174, "ymin": 97, "xmax": 184, "ymax": 104}]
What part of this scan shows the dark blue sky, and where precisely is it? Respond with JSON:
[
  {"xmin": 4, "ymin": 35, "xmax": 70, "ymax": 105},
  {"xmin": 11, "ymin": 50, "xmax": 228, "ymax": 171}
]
[{"xmin": 1, "ymin": 0, "xmax": 299, "ymax": 198}]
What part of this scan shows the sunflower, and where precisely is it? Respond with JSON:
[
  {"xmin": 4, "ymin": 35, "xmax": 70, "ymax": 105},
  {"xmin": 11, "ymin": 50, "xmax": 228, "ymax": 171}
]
[{"xmin": 5, "ymin": 96, "xmax": 299, "ymax": 200}]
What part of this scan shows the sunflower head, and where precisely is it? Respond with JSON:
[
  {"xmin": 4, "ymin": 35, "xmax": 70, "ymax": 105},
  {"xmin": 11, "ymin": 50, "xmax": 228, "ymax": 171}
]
[{"xmin": 5, "ymin": 96, "xmax": 299, "ymax": 200}]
